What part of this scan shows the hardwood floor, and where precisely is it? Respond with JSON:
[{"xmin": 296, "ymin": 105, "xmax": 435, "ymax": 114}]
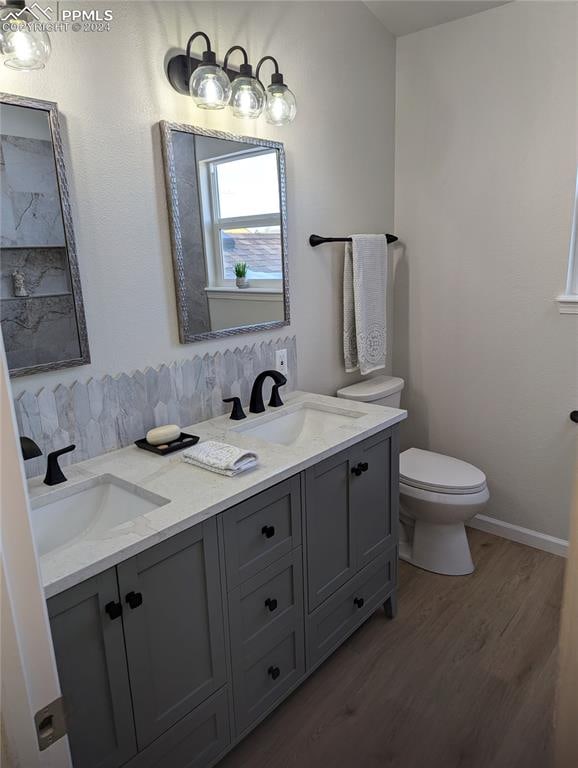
[{"xmin": 219, "ymin": 530, "xmax": 565, "ymax": 768}]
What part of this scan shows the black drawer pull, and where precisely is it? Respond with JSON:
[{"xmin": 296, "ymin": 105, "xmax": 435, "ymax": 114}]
[
  {"xmin": 125, "ymin": 591, "xmax": 143, "ymax": 610},
  {"xmin": 261, "ymin": 525, "xmax": 275, "ymax": 539},
  {"xmin": 571, "ymin": 411, "xmax": 578, "ymax": 423},
  {"xmin": 265, "ymin": 597, "xmax": 278, "ymax": 612},
  {"xmin": 353, "ymin": 597, "xmax": 365, "ymax": 609},
  {"xmin": 268, "ymin": 665, "xmax": 281, "ymax": 680},
  {"xmin": 359, "ymin": 462, "xmax": 369, "ymax": 473},
  {"xmin": 351, "ymin": 465, "xmax": 362, "ymax": 477},
  {"xmin": 105, "ymin": 601, "xmax": 122, "ymax": 620}
]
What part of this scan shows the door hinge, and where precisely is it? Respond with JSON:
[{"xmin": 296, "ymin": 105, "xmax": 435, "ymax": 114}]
[{"xmin": 34, "ymin": 696, "xmax": 67, "ymax": 751}]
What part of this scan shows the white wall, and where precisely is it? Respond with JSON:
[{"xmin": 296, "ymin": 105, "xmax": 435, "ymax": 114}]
[
  {"xmin": 2, "ymin": 0, "xmax": 396, "ymax": 397},
  {"xmin": 394, "ymin": 1, "xmax": 577, "ymax": 539}
]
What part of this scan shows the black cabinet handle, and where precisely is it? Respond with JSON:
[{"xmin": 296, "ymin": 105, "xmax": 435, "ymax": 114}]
[
  {"xmin": 262, "ymin": 525, "xmax": 275, "ymax": 539},
  {"xmin": 125, "ymin": 591, "xmax": 143, "ymax": 610},
  {"xmin": 351, "ymin": 465, "xmax": 362, "ymax": 477},
  {"xmin": 353, "ymin": 597, "xmax": 365, "ymax": 609},
  {"xmin": 265, "ymin": 597, "xmax": 278, "ymax": 612},
  {"xmin": 571, "ymin": 411, "xmax": 578, "ymax": 424},
  {"xmin": 268, "ymin": 665, "xmax": 281, "ymax": 680},
  {"xmin": 359, "ymin": 462, "xmax": 369, "ymax": 473},
  {"xmin": 105, "ymin": 601, "xmax": 122, "ymax": 620}
]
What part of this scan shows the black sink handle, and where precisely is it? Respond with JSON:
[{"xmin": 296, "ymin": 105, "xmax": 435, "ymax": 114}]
[{"xmin": 223, "ymin": 397, "xmax": 246, "ymax": 420}]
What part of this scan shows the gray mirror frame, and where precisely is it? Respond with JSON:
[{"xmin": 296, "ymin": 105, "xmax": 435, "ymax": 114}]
[
  {"xmin": 160, "ymin": 121, "xmax": 290, "ymax": 343},
  {"xmin": 0, "ymin": 93, "xmax": 90, "ymax": 377}
]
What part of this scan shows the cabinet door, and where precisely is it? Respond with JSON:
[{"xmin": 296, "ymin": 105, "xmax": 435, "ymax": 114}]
[
  {"xmin": 350, "ymin": 429, "xmax": 398, "ymax": 571},
  {"xmin": 305, "ymin": 449, "xmax": 355, "ymax": 611},
  {"xmin": 117, "ymin": 518, "xmax": 227, "ymax": 750},
  {"xmin": 48, "ymin": 570, "xmax": 136, "ymax": 768}
]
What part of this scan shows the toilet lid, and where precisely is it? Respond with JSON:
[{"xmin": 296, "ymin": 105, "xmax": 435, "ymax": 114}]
[{"xmin": 400, "ymin": 448, "xmax": 487, "ymax": 495}]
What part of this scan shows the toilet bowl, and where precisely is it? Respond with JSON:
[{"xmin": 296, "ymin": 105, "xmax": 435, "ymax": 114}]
[
  {"xmin": 399, "ymin": 448, "xmax": 489, "ymax": 575},
  {"xmin": 337, "ymin": 375, "xmax": 489, "ymax": 576}
]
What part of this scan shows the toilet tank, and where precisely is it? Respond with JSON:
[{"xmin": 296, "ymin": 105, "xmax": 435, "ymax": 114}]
[{"xmin": 337, "ymin": 375, "xmax": 405, "ymax": 408}]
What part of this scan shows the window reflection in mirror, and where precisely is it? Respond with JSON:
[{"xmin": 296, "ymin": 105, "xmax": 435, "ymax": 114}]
[{"xmin": 161, "ymin": 124, "xmax": 289, "ymax": 342}]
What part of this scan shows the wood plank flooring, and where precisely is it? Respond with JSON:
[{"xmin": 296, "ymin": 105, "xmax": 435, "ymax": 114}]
[{"xmin": 219, "ymin": 530, "xmax": 565, "ymax": 768}]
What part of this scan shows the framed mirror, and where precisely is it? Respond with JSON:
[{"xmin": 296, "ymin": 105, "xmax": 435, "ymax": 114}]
[
  {"xmin": 0, "ymin": 94, "xmax": 90, "ymax": 377},
  {"xmin": 160, "ymin": 123, "xmax": 289, "ymax": 342}
]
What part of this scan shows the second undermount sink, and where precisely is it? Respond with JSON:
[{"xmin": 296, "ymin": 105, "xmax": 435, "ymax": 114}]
[
  {"xmin": 30, "ymin": 474, "xmax": 170, "ymax": 557},
  {"xmin": 231, "ymin": 401, "xmax": 364, "ymax": 446}
]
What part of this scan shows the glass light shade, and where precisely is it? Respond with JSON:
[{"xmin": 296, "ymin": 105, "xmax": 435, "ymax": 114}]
[
  {"xmin": 0, "ymin": 14, "xmax": 51, "ymax": 70},
  {"xmin": 189, "ymin": 64, "xmax": 230, "ymax": 109},
  {"xmin": 265, "ymin": 83, "xmax": 297, "ymax": 126},
  {"xmin": 229, "ymin": 76, "xmax": 266, "ymax": 119}
]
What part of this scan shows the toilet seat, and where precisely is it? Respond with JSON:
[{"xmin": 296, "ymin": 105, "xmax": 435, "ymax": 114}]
[{"xmin": 400, "ymin": 448, "xmax": 487, "ymax": 496}]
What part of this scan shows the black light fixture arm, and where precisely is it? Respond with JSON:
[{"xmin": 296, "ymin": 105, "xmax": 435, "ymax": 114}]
[
  {"xmin": 185, "ymin": 31, "xmax": 215, "ymax": 80},
  {"xmin": 224, "ymin": 45, "xmax": 251, "ymax": 76},
  {"xmin": 256, "ymin": 55, "xmax": 285, "ymax": 86}
]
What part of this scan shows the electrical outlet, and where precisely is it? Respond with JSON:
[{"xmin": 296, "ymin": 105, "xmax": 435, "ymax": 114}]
[{"xmin": 275, "ymin": 348, "xmax": 288, "ymax": 375}]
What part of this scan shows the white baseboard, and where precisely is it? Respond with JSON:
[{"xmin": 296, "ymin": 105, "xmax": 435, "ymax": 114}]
[{"xmin": 467, "ymin": 515, "xmax": 568, "ymax": 558}]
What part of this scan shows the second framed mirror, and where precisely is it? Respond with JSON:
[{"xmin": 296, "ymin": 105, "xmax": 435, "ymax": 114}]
[{"xmin": 160, "ymin": 123, "xmax": 289, "ymax": 342}]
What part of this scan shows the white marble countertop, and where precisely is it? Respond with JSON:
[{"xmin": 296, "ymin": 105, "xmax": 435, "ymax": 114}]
[{"xmin": 28, "ymin": 391, "xmax": 406, "ymax": 598}]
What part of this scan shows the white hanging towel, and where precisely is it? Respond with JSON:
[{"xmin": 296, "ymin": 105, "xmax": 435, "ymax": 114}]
[
  {"xmin": 343, "ymin": 234, "xmax": 388, "ymax": 375},
  {"xmin": 182, "ymin": 440, "xmax": 258, "ymax": 476}
]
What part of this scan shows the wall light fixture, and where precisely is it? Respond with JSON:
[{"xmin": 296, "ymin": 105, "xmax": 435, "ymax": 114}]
[
  {"xmin": 0, "ymin": 0, "xmax": 51, "ymax": 70},
  {"xmin": 166, "ymin": 31, "xmax": 295, "ymax": 126},
  {"xmin": 256, "ymin": 56, "xmax": 297, "ymax": 126},
  {"xmin": 186, "ymin": 32, "xmax": 230, "ymax": 110},
  {"xmin": 223, "ymin": 46, "xmax": 265, "ymax": 119}
]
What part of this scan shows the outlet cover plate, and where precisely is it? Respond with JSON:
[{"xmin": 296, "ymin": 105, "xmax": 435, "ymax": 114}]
[{"xmin": 275, "ymin": 348, "xmax": 288, "ymax": 375}]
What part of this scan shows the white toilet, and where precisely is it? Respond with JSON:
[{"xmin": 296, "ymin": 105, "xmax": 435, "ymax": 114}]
[{"xmin": 337, "ymin": 375, "xmax": 489, "ymax": 576}]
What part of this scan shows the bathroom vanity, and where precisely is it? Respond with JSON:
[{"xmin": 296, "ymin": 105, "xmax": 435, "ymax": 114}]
[{"xmin": 29, "ymin": 393, "xmax": 405, "ymax": 768}]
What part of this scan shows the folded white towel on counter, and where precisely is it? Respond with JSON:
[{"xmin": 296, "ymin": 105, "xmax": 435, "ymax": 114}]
[
  {"xmin": 343, "ymin": 234, "xmax": 388, "ymax": 375},
  {"xmin": 182, "ymin": 440, "xmax": 258, "ymax": 477}
]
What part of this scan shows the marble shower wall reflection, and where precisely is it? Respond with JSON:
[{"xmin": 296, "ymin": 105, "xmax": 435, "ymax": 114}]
[
  {"xmin": 15, "ymin": 336, "xmax": 297, "ymax": 478},
  {"xmin": 0, "ymin": 97, "xmax": 90, "ymax": 375}
]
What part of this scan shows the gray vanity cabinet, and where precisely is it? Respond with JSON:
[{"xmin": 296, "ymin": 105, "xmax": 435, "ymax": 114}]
[
  {"xmin": 117, "ymin": 518, "xmax": 227, "ymax": 750},
  {"xmin": 47, "ymin": 569, "xmax": 137, "ymax": 768},
  {"xmin": 48, "ymin": 425, "xmax": 400, "ymax": 768},
  {"xmin": 305, "ymin": 428, "xmax": 398, "ymax": 612}
]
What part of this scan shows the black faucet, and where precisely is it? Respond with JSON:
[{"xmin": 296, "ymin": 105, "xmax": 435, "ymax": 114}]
[
  {"xmin": 249, "ymin": 370, "xmax": 287, "ymax": 414},
  {"xmin": 19, "ymin": 436, "xmax": 75, "ymax": 486},
  {"xmin": 44, "ymin": 445, "xmax": 76, "ymax": 486}
]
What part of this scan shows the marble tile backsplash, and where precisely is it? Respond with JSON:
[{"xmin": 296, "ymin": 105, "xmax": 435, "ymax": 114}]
[{"xmin": 15, "ymin": 336, "xmax": 297, "ymax": 478}]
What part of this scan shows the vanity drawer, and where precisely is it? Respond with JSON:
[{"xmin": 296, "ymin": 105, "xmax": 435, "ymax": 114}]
[
  {"xmin": 223, "ymin": 476, "xmax": 302, "ymax": 588},
  {"xmin": 233, "ymin": 624, "xmax": 305, "ymax": 734},
  {"xmin": 122, "ymin": 685, "xmax": 230, "ymax": 768},
  {"xmin": 307, "ymin": 548, "xmax": 397, "ymax": 669},
  {"xmin": 229, "ymin": 549, "xmax": 303, "ymax": 656}
]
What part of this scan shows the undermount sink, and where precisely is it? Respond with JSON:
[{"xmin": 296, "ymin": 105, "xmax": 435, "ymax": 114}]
[
  {"xmin": 30, "ymin": 474, "xmax": 170, "ymax": 557},
  {"xmin": 231, "ymin": 401, "xmax": 364, "ymax": 446}
]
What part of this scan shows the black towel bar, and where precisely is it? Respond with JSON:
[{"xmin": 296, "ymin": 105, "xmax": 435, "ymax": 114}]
[{"xmin": 309, "ymin": 233, "xmax": 398, "ymax": 247}]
